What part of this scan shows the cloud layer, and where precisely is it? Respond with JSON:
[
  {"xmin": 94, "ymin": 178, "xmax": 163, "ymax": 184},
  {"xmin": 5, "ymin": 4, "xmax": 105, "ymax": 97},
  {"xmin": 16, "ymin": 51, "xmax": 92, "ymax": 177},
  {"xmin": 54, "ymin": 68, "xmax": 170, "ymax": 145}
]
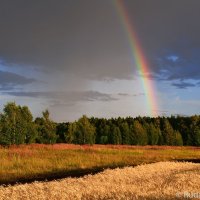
[
  {"xmin": 1, "ymin": 0, "xmax": 200, "ymax": 86},
  {"xmin": 0, "ymin": 0, "xmax": 133, "ymax": 81},
  {"xmin": 0, "ymin": 0, "xmax": 200, "ymax": 120},
  {"xmin": 124, "ymin": 0, "xmax": 200, "ymax": 88},
  {"xmin": 0, "ymin": 70, "xmax": 35, "ymax": 90},
  {"xmin": 4, "ymin": 90, "xmax": 118, "ymax": 104}
]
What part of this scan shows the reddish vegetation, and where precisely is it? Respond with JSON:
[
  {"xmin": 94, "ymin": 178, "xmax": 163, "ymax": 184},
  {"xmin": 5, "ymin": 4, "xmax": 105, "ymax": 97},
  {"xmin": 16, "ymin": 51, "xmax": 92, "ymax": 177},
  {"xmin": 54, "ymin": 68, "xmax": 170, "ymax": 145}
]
[
  {"xmin": 0, "ymin": 143, "xmax": 200, "ymax": 186},
  {"xmin": 2, "ymin": 143, "xmax": 200, "ymax": 151},
  {"xmin": 5, "ymin": 143, "xmax": 200, "ymax": 151}
]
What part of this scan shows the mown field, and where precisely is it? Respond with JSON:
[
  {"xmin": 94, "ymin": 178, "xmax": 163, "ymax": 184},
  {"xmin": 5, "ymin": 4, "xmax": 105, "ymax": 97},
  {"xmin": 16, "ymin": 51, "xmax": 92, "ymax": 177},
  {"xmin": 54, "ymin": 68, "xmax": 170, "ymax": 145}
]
[
  {"xmin": 0, "ymin": 144, "xmax": 200, "ymax": 185},
  {"xmin": 1, "ymin": 161, "xmax": 200, "ymax": 200}
]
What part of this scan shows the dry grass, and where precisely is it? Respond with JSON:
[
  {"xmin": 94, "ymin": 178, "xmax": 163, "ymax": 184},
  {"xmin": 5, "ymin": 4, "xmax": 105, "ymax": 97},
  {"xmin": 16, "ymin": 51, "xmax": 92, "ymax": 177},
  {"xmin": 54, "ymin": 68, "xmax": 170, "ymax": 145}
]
[
  {"xmin": 0, "ymin": 144, "xmax": 200, "ymax": 184},
  {"xmin": 0, "ymin": 161, "xmax": 200, "ymax": 200}
]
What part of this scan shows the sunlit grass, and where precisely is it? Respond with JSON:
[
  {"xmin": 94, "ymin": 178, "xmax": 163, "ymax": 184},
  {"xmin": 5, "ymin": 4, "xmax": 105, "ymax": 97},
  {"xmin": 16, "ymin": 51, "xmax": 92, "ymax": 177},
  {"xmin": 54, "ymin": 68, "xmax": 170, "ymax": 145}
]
[{"xmin": 0, "ymin": 144, "xmax": 200, "ymax": 184}]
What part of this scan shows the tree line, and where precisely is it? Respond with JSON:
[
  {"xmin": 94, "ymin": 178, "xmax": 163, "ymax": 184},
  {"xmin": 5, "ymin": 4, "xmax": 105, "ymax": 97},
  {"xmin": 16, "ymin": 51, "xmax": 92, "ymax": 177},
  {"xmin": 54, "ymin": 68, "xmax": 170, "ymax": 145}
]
[{"xmin": 0, "ymin": 102, "xmax": 200, "ymax": 146}]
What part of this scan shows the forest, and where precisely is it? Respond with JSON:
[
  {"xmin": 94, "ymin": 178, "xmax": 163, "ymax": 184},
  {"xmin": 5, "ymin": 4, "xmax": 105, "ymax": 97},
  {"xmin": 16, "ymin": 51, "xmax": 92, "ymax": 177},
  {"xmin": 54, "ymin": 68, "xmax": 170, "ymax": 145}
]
[{"xmin": 0, "ymin": 102, "xmax": 200, "ymax": 146}]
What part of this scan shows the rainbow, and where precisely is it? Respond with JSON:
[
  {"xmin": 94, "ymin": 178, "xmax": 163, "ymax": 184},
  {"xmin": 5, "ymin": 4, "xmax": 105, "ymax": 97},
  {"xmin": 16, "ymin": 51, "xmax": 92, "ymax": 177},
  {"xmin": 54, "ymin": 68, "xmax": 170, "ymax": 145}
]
[{"xmin": 114, "ymin": 0, "xmax": 158, "ymax": 116}]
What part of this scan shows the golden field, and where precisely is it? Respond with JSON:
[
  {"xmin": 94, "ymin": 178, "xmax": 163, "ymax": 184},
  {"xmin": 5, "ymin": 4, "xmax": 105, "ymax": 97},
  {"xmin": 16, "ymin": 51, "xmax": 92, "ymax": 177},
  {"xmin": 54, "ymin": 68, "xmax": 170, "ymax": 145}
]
[
  {"xmin": 1, "ymin": 161, "xmax": 200, "ymax": 200},
  {"xmin": 0, "ymin": 144, "xmax": 200, "ymax": 184}
]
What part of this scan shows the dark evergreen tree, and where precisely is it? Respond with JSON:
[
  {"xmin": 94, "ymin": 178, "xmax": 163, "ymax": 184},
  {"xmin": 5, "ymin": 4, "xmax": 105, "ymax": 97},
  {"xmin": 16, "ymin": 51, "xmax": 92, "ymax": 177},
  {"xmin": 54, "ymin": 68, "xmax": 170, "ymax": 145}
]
[
  {"xmin": 120, "ymin": 122, "xmax": 130, "ymax": 145},
  {"xmin": 56, "ymin": 123, "xmax": 69, "ymax": 143},
  {"xmin": 99, "ymin": 124, "xmax": 110, "ymax": 144},
  {"xmin": 177, "ymin": 117, "xmax": 191, "ymax": 145},
  {"xmin": 162, "ymin": 119, "xmax": 175, "ymax": 145},
  {"xmin": 189, "ymin": 116, "xmax": 200, "ymax": 146},
  {"xmin": 174, "ymin": 130, "xmax": 183, "ymax": 146},
  {"xmin": 130, "ymin": 120, "xmax": 148, "ymax": 145},
  {"xmin": 191, "ymin": 127, "xmax": 200, "ymax": 146},
  {"xmin": 146, "ymin": 123, "xmax": 159, "ymax": 145},
  {"xmin": 111, "ymin": 125, "xmax": 122, "ymax": 144}
]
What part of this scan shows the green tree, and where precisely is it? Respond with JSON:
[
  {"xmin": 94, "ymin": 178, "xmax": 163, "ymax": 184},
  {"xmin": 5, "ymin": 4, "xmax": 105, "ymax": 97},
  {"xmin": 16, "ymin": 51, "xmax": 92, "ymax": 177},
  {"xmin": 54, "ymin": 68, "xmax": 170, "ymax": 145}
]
[
  {"xmin": 56, "ymin": 123, "xmax": 69, "ymax": 143},
  {"xmin": 74, "ymin": 115, "xmax": 96, "ymax": 145},
  {"xmin": 35, "ymin": 110, "xmax": 57, "ymax": 144},
  {"xmin": 100, "ymin": 135, "xmax": 108, "ymax": 144},
  {"xmin": 120, "ymin": 122, "xmax": 130, "ymax": 145},
  {"xmin": 177, "ymin": 117, "xmax": 191, "ymax": 145},
  {"xmin": 96, "ymin": 119, "xmax": 110, "ymax": 144},
  {"xmin": 174, "ymin": 130, "xmax": 183, "ymax": 146},
  {"xmin": 162, "ymin": 119, "xmax": 175, "ymax": 145},
  {"xmin": 64, "ymin": 122, "xmax": 76, "ymax": 143},
  {"xmin": 111, "ymin": 125, "xmax": 122, "ymax": 144},
  {"xmin": 146, "ymin": 123, "xmax": 159, "ymax": 145},
  {"xmin": 189, "ymin": 116, "xmax": 200, "ymax": 146},
  {"xmin": 157, "ymin": 131, "xmax": 164, "ymax": 145},
  {"xmin": 98, "ymin": 124, "xmax": 110, "ymax": 144},
  {"xmin": 0, "ymin": 102, "xmax": 37, "ymax": 145},
  {"xmin": 21, "ymin": 106, "xmax": 38, "ymax": 143},
  {"xmin": 192, "ymin": 127, "xmax": 200, "ymax": 146},
  {"xmin": 130, "ymin": 120, "xmax": 148, "ymax": 145}
]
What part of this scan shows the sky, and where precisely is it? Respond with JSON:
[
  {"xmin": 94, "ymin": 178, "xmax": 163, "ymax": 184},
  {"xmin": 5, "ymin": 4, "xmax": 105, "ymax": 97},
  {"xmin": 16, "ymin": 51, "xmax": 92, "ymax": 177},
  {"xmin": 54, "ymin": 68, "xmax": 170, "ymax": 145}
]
[{"xmin": 1, "ymin": 0, "xmax": 200, "ymax": 122}]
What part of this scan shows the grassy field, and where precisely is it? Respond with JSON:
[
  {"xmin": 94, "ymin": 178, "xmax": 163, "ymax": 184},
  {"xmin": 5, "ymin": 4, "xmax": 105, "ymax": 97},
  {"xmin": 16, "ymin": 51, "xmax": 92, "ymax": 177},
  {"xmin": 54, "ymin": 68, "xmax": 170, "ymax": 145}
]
[
  {"xmin": 1, "ymin": 161, "xmax": 200, "ymax": 200},
  {"xmin": 0, "ymin": 144, "xmax": 200, "ymax": 185}
]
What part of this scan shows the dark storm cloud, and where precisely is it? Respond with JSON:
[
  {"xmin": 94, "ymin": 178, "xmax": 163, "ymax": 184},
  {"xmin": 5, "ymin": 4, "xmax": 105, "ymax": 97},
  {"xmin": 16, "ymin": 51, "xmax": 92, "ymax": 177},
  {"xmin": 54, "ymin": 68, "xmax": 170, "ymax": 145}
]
[
  {"xmin": 0, "ymin": 70, "xmax": 35, "ymax": 90},
  {"xmin": 124, "ymin": 0, "xmax": 200, "ymax": 86},
  {"xmin": 0, "ymin": 0, "xmax": 132, "ymax": 80},
  {"xmin": 0, "ymin": 0, "xmax": 200, "ymax": 84},
  {"xmin": 4, "ymin": 91, "xmax": 118, "ymax": 103}
]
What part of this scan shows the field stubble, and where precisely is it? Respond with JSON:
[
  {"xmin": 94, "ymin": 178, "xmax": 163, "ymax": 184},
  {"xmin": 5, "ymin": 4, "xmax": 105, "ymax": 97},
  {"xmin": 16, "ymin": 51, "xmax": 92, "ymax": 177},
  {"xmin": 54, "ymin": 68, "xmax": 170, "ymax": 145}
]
[{"xmin": 0, "ymin": 161, "xmax": 200, "ymax": 200}]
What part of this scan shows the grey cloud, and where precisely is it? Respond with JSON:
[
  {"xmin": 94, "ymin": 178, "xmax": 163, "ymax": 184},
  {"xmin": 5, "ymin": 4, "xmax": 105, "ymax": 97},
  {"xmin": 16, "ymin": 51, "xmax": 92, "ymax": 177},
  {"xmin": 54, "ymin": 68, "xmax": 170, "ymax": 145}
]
[
  {"xmin": 118, "ymin": 93, "xmax": 129, "ymax": 96},
  {"xmin": 4, "ymin": 90, "xmax": 118, "ymax": 103},
  {"xmin": 133, "ymin": 93, "xmax": 145, "ymax": 97},
  {"xmin": 118, "ymin": 93, "xmax": 145, "ymax": 97},
  {"xmin": 0, "ymin": 70, "xmax": 35, "ymax": 90},
  {"xmin": 171, "ymin": 82, "xmax": 196, "ymax": 89},
  {"xmin": 0, "ymin": 0, "xmax": 200, "ymax": 83},
  {"xmin": 0, "ymin": 0, "xmax": 133, "ymax": 80},
  {"xmin": 151, "ymin": 56, "xmax": 200, "ymax": 82},
  {"xmin": 123, "ymin": 0, "xmax": 200, "ymax": 84},
  {"xmin": 117, "ymin": 93, "xmax": 145, "ymax": 97},
  {"xmin": 140, "ymin": 73, "xmax": 158, "ymax": 80},
  {"xmin": 0, "ymin": 85, "xmax": 18, "ymax": 91},
  {"xmin": 154, "ymin": 109, "xmax": 168, "ymax": 113}
]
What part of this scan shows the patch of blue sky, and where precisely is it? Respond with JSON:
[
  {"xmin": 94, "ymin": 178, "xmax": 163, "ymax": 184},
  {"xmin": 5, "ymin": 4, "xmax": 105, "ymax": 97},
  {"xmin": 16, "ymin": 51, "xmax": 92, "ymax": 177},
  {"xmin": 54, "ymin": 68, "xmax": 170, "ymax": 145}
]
[{"xmin": 0, "ymin": 61, "xmax": 42, "ymax": 80}]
